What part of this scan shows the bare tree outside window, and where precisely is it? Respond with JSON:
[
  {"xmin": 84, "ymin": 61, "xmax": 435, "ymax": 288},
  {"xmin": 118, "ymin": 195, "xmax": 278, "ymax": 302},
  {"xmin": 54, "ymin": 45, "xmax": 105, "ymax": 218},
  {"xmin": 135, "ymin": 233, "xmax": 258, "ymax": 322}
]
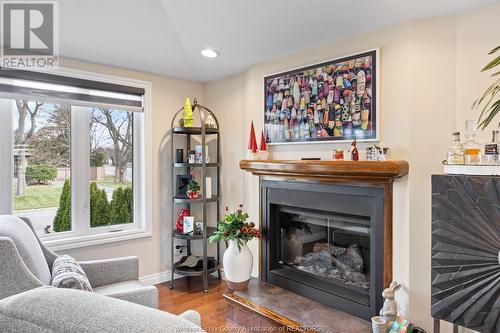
[
  {"xmin": 10, "ymin": 102, "xmax": 135, "ymax": 234},
  {"xmin": 90, "ymin": 109, "xmax": 133, "ymax": 184},
  {"xmin": 89, "ymin": 108, "xmax": 133, "ymax": 228},
  {"xmin": 14, "ymin": 100, "xmax": 44, "ymax": 195},
  {"xmin": 12, "ymin": 101, "xmax": 72, "ymax": 234}
]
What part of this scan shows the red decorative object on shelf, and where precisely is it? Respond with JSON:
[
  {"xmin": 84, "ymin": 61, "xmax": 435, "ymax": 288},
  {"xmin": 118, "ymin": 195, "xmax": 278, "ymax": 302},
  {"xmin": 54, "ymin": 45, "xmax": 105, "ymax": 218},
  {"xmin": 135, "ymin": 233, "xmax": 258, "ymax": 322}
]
[
  {"xmin": 259, "ymin": 130, "xmax": 267, "ymax": 151},
  {"xmin": 350, "ymin": 139, "xmax": 359, "ymax": 161},
  {"xmin": 247, "ymin": 121, "xmax": 258, "ymax": 159},
  {"xmin": 176, "ymin": 208, "xmax": 191, "ymax": 232}
]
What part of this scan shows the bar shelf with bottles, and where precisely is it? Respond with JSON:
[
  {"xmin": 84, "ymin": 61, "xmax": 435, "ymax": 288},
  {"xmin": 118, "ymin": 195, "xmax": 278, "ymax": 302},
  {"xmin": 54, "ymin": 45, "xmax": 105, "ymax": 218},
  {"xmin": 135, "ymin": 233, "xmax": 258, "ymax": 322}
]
[{"xmin": 444, "ymin": 120, "xmax": 500, "ymax": 175}]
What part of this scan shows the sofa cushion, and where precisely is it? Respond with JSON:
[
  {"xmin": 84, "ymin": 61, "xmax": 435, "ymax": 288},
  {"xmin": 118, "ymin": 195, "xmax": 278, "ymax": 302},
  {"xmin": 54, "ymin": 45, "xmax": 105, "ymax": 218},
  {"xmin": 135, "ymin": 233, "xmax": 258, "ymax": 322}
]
[
  {"xmin": 0, "ymin": 287, "xmax": 203, "ymax": 333},
  {"xmin": 93, "ymin": 280, "xmax": 158, "ymax": 308},
  {"xmin": 51, "ymin": 255, "xmax": 93, "ymax": 292},
  {"xmin": 0, "ymin": 215, "xmax": 51, "ymax": 285},
  {"xmin": 93, "ymin": 280, "xmax": 144, "ymax": 295}
]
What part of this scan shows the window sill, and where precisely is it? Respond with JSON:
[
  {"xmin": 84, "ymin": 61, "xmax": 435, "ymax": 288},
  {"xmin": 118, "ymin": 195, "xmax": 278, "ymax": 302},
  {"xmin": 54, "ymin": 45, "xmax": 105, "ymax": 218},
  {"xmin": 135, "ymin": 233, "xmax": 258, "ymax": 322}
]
[{"xmin": 42, "ymin": 228, "xmax": 152, "ymax": 252}]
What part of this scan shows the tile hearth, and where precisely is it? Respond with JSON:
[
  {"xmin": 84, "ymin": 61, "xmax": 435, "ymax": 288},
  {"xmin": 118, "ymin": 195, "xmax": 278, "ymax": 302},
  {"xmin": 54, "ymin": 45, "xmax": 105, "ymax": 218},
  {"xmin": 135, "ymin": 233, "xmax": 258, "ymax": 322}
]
[{"xmin": 224, "ymin": 279, "xmax": 371, "ymax": 333}]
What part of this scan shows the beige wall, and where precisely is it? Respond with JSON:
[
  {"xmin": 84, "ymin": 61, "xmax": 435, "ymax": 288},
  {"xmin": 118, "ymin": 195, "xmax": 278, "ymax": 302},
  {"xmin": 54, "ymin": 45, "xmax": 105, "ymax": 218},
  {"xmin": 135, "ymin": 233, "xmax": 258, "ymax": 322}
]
[
  {"xmin": 59, "ymin": 58, "xmax": 205, "ymax": 280},
  {"xmin": 456, "ymin": 6, "xmax": 500, "ymax": 141},
  {"xmin": 204, "ymin": 3, "xmax": 500, "ymax": 332}
]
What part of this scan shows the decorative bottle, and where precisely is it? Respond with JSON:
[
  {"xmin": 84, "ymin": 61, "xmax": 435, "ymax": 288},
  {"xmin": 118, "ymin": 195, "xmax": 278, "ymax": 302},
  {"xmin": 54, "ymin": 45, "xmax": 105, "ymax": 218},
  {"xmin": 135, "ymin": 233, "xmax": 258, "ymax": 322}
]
[
  {"xmin": 483, "ymin": 130, "xmax": 499, "ymax": 164},
  {"xmin": 447, "ymin": 132, "xmax": 464, "ymax": 165},
  {"xmin": 463, "ymin": 120, "xmax": 481, "ymax": 165}
]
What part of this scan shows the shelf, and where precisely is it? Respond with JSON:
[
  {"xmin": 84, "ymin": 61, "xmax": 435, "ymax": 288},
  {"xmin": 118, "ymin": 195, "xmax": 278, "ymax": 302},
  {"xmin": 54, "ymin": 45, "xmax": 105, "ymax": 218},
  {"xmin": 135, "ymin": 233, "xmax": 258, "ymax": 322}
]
[
  {"xmin": 174, "ymin": 259, "xmax": 220, "ymax": 277},
  {"xmin": 240, "ymin": 159, "xmax": 409, "ymax": 183},
  {"xmin": 172, "ymin": 127, "xmax": 219, "ymax": 135},
  {"xmin": 174, "ymin": 162, "xmax": 220, "ymax": 168},
  {"xmin": 443, "ymin": 163, "xmax": 500, "ymax": 176},
  {"xmin": 174, "ymin": 196, "xmax": 220, "ymax": 203},
  {"xmin": 173, "ymin": 226, "xmax": 217, "ymax": 240}
]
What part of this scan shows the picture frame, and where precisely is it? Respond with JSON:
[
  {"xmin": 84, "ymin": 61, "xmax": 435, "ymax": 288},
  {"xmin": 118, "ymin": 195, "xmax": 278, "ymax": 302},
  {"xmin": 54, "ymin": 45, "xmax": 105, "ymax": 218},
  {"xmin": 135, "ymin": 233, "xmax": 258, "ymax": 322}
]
[
  {"xmin": 193, "ymin": 221, "xmax": 203, "ymax": 235},
  {"xmin": 175, "ymin": 174, "xmax": 192, "ymax": 198},
  {"xmin": 264, "ymin": 49, "xmax": 379, "ymax": 145},
  {"xmin": 183, "ymin": 216, "xmax": 194, "ymax": 234}
]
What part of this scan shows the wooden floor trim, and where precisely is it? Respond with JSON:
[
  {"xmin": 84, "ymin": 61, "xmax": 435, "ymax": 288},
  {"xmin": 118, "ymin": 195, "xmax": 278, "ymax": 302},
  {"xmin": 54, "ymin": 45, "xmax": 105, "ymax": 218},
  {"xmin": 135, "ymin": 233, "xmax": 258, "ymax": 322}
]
[{"xmin": 224, "ymin": 293, "xmax": 317, "ymax": 332}]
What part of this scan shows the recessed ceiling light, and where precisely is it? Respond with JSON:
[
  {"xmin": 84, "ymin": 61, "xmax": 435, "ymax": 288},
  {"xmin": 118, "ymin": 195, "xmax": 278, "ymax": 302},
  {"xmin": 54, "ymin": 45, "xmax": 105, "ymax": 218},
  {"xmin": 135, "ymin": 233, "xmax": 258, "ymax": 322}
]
[{"xmin": 201, "ymin": 48, "xmax": 219, "ymax": 58}]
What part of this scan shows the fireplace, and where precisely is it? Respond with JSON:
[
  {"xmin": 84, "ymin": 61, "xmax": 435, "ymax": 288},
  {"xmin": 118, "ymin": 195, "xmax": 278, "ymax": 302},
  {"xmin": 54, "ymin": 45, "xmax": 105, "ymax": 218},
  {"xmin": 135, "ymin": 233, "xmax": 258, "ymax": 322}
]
[
  {"xmin": 240, "ymin": 159, "xmax": 408, "ymax": 321},
  {"xmin": 262, "ymin": 180, "xmax": 385, "ymax": 320}
]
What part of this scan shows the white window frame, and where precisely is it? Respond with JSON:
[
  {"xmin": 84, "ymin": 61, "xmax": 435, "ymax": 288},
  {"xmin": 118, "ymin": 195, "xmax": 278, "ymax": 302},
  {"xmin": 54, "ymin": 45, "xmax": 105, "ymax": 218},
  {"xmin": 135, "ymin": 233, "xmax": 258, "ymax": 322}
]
[{"xmin": 0, "ymin": 68, "xmax": 152, "ymax": 251}]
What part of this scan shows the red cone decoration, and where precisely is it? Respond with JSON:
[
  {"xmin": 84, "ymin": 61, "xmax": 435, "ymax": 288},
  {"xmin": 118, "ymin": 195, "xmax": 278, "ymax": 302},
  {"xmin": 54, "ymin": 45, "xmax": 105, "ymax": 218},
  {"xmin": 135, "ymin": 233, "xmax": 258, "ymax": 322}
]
[
  {"xmin": 248, "ymin": 121, "xmax": 258, "ymax": 153},
  {"xmin": 259, "ymin": 130, "xmax": 267, "ymax": 151}
]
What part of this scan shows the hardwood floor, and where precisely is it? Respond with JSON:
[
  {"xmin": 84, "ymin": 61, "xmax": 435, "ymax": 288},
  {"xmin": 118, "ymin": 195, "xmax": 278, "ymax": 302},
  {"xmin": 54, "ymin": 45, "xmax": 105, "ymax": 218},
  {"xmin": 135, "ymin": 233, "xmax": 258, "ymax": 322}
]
[{"xmin": 157, "ymin": 277, "xmax": 247, "ymax": 332}]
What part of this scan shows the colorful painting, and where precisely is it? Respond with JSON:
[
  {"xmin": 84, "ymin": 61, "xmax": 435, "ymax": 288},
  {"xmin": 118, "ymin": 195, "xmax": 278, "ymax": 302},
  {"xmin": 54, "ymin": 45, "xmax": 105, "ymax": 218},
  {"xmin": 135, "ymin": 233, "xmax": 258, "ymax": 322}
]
[{"xmin": 264, "ymin": 49, "xmax": 378, "ymax": 144}]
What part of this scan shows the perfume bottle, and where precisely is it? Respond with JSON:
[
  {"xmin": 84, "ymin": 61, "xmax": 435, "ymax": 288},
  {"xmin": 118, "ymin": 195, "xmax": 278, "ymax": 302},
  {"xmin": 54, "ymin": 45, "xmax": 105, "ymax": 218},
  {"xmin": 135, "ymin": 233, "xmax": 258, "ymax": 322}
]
[
  {"xmin": 483, "ymin": 130, "xmax": 499, "ymax": 164},
  {"xmin": 447, "ymin": 132, "xmax": 464, "ymax": 165},
  {"xmin": 463, "ymin": 120, "xmax": 481, "ymax": 165}
]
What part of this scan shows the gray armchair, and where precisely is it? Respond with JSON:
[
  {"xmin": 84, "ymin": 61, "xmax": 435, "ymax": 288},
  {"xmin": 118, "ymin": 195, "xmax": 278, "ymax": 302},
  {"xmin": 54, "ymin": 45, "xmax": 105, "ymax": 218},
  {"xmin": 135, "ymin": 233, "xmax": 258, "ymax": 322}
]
[
  {"xmin": 0, "ymin": 287, "xmax": 202, "ymax": 333},
  {"xmin": 0, "ymin": 215, "xmax": 158, "ymax": 308}
]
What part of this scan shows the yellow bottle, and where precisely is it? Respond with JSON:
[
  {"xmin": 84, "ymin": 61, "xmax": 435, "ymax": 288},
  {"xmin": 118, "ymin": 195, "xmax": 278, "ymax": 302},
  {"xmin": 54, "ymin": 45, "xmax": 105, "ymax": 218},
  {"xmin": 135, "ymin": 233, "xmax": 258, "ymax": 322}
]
[{"xmin": 464, "ymin": 120, "xmax": 481, "ymax": 165}]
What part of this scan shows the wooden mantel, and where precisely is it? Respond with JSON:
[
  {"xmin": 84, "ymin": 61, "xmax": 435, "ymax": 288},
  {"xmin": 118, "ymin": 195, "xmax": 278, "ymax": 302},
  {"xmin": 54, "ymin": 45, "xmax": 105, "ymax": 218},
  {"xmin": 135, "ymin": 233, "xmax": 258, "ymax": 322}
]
[
  {"xmin": 239, "ymin": 159, "xmax": 409, "ymax": 184},
  {"xmin": 240, "ymin": 159, "xmax": 409, "ymax": 289}
]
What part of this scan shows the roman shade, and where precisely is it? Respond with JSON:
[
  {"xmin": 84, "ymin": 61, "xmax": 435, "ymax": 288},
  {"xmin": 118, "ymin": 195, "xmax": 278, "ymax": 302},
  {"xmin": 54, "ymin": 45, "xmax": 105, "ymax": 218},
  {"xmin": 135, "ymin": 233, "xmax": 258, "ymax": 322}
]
[{"xmin": 0, "ymin": 68, "xmax": 144, "ymax": 111}]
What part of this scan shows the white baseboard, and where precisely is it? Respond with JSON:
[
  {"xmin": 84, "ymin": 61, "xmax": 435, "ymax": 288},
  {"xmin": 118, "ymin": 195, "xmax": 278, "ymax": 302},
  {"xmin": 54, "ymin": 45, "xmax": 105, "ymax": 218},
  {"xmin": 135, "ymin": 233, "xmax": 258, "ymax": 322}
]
[
  {"xmin": 140, "ymin": 270, "xmax": 173, "ymax": 286},
  {"xmin": 140, "ymin": 269, "xmax": 225, "ymax": 286}
]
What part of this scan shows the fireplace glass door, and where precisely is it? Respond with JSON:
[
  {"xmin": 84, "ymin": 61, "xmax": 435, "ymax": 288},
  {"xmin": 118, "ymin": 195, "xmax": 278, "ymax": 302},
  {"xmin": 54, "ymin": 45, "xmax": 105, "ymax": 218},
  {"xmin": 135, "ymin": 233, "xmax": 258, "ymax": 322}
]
[{"xmin": 274, "ymin": 206, "xmax": 371, "ymax": 292}]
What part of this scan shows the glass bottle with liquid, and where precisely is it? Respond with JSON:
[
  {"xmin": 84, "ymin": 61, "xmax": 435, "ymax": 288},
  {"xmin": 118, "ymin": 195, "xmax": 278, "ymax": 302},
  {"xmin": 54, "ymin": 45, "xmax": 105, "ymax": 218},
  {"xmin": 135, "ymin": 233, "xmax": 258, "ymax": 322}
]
[
  {"xmin": 447, "ymin": 132, "xmax": 464, "ymax": 165},
  {"xmin": 464, "ymin": 120, "xmax": 481, "ymax": 165},
  {"xmin": 483, "ymin": 130, "xmax": 499, "ymax": 164}
]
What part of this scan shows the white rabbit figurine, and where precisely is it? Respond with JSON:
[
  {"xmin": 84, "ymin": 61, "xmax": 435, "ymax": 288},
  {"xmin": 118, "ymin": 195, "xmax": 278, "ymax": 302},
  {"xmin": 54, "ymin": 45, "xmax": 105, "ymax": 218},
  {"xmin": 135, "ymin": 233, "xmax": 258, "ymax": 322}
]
[{"xmin": 379, "ymin": 281, "xmax": 401, "ymax": 328}]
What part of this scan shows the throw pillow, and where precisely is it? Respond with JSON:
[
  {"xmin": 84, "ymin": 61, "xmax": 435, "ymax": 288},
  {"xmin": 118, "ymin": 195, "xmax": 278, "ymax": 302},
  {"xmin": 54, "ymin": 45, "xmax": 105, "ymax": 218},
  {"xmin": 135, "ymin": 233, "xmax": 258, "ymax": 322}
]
[{"xmin": 51, "ymin": 255, "xmax": 93, "ymax": 292}]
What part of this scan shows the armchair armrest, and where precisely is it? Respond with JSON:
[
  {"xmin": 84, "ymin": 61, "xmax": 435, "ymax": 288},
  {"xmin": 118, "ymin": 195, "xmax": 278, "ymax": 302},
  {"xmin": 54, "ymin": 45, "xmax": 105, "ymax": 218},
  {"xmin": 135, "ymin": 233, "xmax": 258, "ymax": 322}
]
[
  {"xmin": 102, "ymin": 285, "xmax": 158, "ymax": 308},
  {"xmin": 79, "ymin": 256, "xmax": 139, "ymax": 288},
  {"xmin": 0, "ymin": 237, "xmax": 44, "ymax": 300}
]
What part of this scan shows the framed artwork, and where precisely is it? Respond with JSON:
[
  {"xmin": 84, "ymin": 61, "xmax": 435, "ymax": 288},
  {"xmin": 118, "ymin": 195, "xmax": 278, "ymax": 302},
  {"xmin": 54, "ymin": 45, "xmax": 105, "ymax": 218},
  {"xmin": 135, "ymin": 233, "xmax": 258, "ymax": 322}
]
[
  {"xmin": 182, "ymin": 216, "xmax": 194, "ymax": 234},
  {"xmin": 175, "ymin": 174, "xmax": 192, "ymax": 198},
  {"xmin": 264, "ymin": 49, "xmax": 379, "ymax": 145}
]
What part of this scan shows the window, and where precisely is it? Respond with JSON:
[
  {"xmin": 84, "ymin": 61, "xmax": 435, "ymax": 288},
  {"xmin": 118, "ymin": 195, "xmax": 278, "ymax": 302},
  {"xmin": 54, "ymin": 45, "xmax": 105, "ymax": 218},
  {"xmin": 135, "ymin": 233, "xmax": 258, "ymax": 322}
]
[
  {"xmin": 0, "ymin": 70, "xmax": 151, "ymax": 250},
  {"xmin": 13, "ymin": 101, "xmax": 72, "ymax": 235},
  {"xmin": 89, "ymin": 108, "xmax": 134, "ymax": 228}
]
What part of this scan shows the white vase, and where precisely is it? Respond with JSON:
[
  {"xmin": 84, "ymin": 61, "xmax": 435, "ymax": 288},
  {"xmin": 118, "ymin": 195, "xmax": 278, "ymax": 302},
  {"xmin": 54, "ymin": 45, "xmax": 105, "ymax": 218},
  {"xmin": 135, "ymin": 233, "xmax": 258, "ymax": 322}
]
[
  {"xmin": 371, "ymin": 316, "xmax": 388, "ymax": 333},
  {"xmin": 223, "ymin": 239, "xmax": 253, "ymax": 290}
]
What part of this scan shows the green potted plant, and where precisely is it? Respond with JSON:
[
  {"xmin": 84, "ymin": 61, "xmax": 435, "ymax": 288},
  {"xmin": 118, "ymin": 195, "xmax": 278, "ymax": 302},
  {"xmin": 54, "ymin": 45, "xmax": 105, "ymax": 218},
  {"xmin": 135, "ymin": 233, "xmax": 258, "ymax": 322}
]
[
  {"xmin": 473, "ymin": 45, "xmax": 500, "ymax": 129},
  {"xmin": 186, "ymin": 180, "xmax": 200, "ymax": 199},
  {"xmin": 209, "ymin": 205, "xmax": 259, "ymax": 290}
]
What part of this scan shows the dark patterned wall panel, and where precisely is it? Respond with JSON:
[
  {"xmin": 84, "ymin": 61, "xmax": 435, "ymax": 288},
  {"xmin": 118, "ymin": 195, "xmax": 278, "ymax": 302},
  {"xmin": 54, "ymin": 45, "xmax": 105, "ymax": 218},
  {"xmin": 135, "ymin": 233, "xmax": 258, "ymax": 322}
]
[{"xmin": 431, "ymin": 175, "xmax": 500, "ymax": 333}]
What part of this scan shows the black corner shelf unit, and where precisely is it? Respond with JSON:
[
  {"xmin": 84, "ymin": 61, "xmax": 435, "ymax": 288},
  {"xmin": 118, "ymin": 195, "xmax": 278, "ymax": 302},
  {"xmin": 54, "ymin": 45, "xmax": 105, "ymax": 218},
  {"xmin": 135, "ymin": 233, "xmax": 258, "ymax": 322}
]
[{"xmin": 169, "ymin": 101, "xmax": 221, "ymax": 292}]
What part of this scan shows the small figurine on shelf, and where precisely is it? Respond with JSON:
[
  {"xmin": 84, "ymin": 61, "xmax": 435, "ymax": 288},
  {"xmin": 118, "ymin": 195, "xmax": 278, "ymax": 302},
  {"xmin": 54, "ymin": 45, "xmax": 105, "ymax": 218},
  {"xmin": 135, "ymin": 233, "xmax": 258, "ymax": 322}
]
[
  {"xmin": 247, "ymin": 121, "xmax": 258, "ymax": 159},
  {"xmin": 379, "ymin": 281, "xmax": 401, "ymax": 330},
  {"xmin": 193, "ymin": 221, "xmax": 203, "ymax": 236},
  {"xmin": 333, "ymin": 149, "xmax": 344, "ymax": 160},
  {"xmin": 205, "ymin": 112, "xmax": 216, "ymax": 128},
  {"xmin": 183, "ymin": 97, "xmax": 194, "ymax": 127},
  {"xmin": 188, "ymin": 150, "xmax": 196, "ymax": 164},
  {"xmin": 349, "ymin": 139, "xmax": 359, "ymax": 161},
  {"xmin": 259, "ymin": 130, "xmax": 269, "ymax": 160},
  {"xmin": 367, "ymin": 145, "xmax": 389, "ymax": 161},
  {"xmin": 187, "ymin": 180, "xmax": 200, "ymax": 199}
]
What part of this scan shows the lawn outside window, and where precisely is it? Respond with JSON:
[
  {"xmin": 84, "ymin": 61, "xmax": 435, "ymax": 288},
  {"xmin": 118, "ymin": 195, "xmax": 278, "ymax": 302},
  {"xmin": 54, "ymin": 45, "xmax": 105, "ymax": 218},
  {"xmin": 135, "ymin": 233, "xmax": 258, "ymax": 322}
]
[{"xmin": 0, "ymin": 69, "xmax": 152, "ymax": 251}]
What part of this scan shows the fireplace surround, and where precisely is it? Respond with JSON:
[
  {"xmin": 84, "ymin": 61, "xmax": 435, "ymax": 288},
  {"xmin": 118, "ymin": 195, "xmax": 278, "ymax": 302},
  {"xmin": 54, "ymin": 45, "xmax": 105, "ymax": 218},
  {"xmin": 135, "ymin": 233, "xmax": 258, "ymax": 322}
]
[
  {"xmin": 262, "ymin": 180, "xmax": 384, "ymax": 319},
  {"xmin": 240, "ymin": 160, "xmax": 409, "ymax": 321}
]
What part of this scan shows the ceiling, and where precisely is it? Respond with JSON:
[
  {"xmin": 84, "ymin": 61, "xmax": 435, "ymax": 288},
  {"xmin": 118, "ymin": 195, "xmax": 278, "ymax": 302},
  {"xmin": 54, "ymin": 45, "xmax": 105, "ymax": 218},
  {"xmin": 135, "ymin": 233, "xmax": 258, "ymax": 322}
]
[{"xmin": 59, "ymin": 0, "xmax": 498, "ymax": 82}]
